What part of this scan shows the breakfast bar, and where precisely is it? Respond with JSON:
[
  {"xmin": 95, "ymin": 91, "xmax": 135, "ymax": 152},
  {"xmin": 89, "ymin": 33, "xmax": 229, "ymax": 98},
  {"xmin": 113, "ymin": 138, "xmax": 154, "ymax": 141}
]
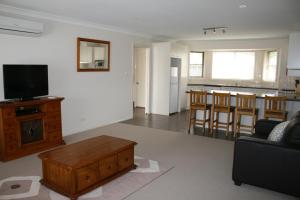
[{"xmin": 186, "ymin": 86, "xmax": 300, "ymax": 133}]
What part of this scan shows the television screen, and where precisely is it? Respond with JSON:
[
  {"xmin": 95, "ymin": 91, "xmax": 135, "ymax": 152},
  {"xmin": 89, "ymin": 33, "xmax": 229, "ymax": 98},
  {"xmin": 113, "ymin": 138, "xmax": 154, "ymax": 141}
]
[{"xmin": 3, "ymin": 64, "xmax": 48, "ymax": 100}]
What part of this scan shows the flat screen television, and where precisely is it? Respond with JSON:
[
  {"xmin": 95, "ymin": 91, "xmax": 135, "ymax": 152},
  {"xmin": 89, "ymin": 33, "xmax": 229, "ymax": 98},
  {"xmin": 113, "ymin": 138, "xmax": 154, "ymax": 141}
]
[{"xmin": 3, "ymin": 64, "xmax": 48, "ymax": 100}]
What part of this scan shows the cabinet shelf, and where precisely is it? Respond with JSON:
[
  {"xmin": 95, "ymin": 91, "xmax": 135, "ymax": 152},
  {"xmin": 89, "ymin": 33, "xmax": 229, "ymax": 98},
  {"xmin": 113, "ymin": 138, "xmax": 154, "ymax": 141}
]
[{"xmin": 16, "ymin": 112, "xmax": 45, "ymax": 120}]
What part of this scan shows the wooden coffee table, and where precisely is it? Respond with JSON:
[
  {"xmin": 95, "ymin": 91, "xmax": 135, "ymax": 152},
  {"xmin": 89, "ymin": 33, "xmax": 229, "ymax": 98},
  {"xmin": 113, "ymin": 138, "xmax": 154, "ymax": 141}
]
[{"xmin": 39, "ymin": 135, "xmax": 137, "ymax": 200}]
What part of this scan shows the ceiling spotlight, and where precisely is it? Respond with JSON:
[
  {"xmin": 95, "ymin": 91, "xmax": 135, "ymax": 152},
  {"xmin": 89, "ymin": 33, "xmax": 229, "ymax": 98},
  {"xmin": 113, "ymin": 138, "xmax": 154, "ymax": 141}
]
[
  {"xmin": 239, "ymin": 4, "xmax": 247, "ymax": 8},
  {"xmin": 203, "ymin": 27, "xmax": 228, "ymax": 35}
]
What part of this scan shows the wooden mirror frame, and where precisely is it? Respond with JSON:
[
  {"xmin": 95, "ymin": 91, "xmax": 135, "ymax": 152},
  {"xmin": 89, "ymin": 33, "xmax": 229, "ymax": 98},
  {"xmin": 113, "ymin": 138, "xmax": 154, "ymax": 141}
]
[{"xmin": 77, "ymin": 37, "xmax": 110, "ymax": 72}]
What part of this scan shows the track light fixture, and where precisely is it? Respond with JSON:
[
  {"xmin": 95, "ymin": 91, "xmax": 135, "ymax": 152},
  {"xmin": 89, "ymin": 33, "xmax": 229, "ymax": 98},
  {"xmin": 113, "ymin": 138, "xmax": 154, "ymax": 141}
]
[{"xmin": 203, "ymin": 27, "xmax": 227, "ymax": 35}]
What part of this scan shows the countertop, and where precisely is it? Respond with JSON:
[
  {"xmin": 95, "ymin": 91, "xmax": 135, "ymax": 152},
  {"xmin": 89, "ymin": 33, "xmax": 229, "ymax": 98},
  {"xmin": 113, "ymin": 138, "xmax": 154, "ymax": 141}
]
[
  {"xmin": 186, "ymin": 90, "xmax": 300, "ymax": 101},
  {"xmin": 187, "ymin": 83, "xmax": 294, "ymax": 92}
]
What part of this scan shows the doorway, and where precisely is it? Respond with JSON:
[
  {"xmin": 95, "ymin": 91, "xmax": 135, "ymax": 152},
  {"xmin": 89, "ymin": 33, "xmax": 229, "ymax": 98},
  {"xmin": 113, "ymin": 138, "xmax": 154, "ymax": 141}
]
[{"xmin": 133, "ymin": 48, "xmax": 150, "ymax": 114}]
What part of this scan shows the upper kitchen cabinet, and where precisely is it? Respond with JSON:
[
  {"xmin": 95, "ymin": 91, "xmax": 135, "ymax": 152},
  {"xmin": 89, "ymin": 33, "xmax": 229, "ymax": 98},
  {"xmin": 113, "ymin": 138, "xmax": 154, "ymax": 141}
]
[{"xmin": 287, "ymin": 32, "xmax": 300, "ymax": 76}]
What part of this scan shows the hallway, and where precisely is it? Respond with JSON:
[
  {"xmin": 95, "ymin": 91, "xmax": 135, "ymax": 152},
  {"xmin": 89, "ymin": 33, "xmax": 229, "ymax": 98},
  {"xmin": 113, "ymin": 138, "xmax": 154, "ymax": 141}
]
[{"xmin": 121, "ymin": 108, "xmax": 238, "ymax": 141}]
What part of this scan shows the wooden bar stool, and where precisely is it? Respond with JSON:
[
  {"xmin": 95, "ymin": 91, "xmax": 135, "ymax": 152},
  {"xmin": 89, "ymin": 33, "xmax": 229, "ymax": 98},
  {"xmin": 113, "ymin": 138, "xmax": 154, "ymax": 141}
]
[
  {"xmin": 211, "ymin": 92, "xmax": 235, "ymax": 136},
  {"xmin": 188, "ymin": 90, "xmax": 212, "ymax": 133},
  {"xmin": 264, "ymin": 95, "xmax": 288, "ymax": 121},
  {"xmin": 234, "ymin": 94, "xmax": 258, "ymax": 137}
]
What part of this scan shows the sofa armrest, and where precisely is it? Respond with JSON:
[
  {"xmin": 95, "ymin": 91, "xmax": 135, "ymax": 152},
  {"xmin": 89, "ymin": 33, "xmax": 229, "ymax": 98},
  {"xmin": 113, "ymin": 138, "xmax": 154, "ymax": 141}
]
[
  {"xmin": 232, "ymin": 136, "xmax": 300, "ymax": 197},
  {"xmin": 235, "ymin": 136, "xmax": 282, "ymax": 146},
  {"xmin": 254, "ymin": 119, "xmax": 281, "ymax": 138}
]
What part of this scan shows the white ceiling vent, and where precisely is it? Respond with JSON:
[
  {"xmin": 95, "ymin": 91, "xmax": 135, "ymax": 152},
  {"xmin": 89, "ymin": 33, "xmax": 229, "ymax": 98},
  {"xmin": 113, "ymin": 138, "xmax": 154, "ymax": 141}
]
[{"xmin": 0, "ymin": 15, "xmax": 43, "ymax": 37}]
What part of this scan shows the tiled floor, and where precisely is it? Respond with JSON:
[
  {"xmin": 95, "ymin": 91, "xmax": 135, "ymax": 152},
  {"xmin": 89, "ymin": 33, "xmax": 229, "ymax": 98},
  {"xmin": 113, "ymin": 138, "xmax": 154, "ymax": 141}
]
[{"xmin": 121, "ymin": 108, "xmax": 239, "ymax": 141}]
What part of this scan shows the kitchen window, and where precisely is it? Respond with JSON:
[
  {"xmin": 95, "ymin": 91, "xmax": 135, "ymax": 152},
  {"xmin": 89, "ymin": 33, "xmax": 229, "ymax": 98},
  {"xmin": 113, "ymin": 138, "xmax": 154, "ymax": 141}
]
[
  {"xmin": 212, "ymin": 51, "xmax": 255, "ymax": 80},
  {"xmin": 189, "ymin": 52, "xmax": 204, "ymax": 77},
  {"xmin": 263, "ymin": 51, "xmax": 278, "ymax": 82}
]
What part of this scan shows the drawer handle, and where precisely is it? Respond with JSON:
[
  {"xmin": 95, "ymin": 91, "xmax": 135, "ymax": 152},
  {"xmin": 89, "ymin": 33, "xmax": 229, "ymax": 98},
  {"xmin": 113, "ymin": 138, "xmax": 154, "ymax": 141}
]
[
  {"xmin": 125, "ymin": 158, "xmax": 129, "ymax": 162},
  {"xmin": 107, "ymin": 166, "xmax": 111, "ymax": 170},
  {"xmin": 85, "ymin": 175, "xmax": 90, "ymax": 181}
]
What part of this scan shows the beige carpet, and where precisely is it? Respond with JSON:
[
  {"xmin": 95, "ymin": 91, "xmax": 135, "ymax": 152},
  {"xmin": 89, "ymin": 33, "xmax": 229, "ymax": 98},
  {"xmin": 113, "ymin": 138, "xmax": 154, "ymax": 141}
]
[
  {"xmin": 0, "ymin": 123, "xmax": 298, "ymax": 200},
  {"xmin": 0, "ymin": 156, "xmax": 172, "ymax": 200}
]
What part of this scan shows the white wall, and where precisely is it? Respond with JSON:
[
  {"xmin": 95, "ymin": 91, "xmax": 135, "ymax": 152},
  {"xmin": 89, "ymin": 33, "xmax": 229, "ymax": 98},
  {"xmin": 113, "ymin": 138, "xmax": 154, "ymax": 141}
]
[
  {"xmin": 150, "ymin": 42, "xmax": 189, "ymax": 115},
  {"xmin": 171, "ymin": 42, "xmax": 189, "ymax": 111},
  {"xmin": 151, "ymin": 42, "xmax": 171, "ymax": 115},
  {"xmin": 0, "ymin": 20, "xmax": 148, "ymax": 136},
  {"xmin": 181, "ymin": 38, "xmax": 295, "ymax": 89}
]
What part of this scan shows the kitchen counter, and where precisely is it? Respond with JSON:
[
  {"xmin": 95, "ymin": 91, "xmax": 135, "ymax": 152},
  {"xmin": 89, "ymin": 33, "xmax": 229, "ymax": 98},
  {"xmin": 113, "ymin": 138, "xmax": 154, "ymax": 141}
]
[
  {"xmin": 186, "ymin": 84, "xmax": 300, "ymax": 124},
  {"xmin": 187, "ymin": 83, "xmax": 294, "ymax": 92},
  {"xmin": 186, "ymin": 89, "xmax": 300, "ymax": 101}
]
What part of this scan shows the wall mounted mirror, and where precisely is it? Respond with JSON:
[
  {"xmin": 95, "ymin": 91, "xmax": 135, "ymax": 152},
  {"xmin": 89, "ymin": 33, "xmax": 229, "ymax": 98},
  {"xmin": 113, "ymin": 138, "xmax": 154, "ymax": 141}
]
[{"xmin": 77, "ymin": 37, "xmax": 110, "ymax": 72}]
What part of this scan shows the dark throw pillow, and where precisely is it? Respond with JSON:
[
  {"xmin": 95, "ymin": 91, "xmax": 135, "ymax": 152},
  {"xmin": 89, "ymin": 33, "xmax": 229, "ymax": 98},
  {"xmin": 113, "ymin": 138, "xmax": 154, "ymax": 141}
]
[
  {"xmin": 291, "ymin": 111, "xmax": 300, "ymax": 120},
  {"xmin": 284, "ymin": 118, "xmax": 300, "ymax": 147}
]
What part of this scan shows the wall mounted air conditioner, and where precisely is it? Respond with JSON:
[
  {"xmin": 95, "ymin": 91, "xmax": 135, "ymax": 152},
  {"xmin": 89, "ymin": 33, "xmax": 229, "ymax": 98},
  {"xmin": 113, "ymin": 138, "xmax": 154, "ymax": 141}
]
[{"xmin": 0, "ymin": 15, "xmax": 43, "ymax": 37}]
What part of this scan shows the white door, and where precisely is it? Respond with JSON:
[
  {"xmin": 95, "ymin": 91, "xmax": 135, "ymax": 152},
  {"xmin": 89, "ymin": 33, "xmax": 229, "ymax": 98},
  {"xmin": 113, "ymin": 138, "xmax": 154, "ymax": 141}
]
[
  {"xmin": 134, "ymin": 48, "xmax": 147, "ymax": 107},
  {"xmin": 170, "ymin": 57, "xmax": 180, "ymax": 114}
]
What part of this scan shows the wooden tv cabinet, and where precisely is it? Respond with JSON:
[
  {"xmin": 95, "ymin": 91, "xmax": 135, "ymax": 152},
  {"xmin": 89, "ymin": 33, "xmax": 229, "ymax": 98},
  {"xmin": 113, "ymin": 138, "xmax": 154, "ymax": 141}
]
[
  {"xmin": 39, "ymin": 135, "xmax": 137, "ymax": 200},
  {"xmin": 0, "ymin": 97, "xmax": 64, "ymax": 161}
]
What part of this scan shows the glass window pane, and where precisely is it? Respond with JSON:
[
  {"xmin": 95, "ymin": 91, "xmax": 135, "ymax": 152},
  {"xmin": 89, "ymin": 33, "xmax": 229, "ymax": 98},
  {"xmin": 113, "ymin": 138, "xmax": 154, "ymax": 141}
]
[
  {"xmin": 263, "ymin": 51, "xmax": 278, "ymax": 82},
  {"xmin": 268, "ymin": 51, "xmax": 278, "ymax": 66},
  {"xmin": 189, "ymin": 64, "xmax": 203, "ymax": 77},
  {"xmin": 212, "ymin": 52, "xmax": 255, "ymax": 80},
  {"xmin": 234, "ymin": 52, "xmax": 255, "ymax": 80},
  {"xmin": 263, "ymin": 65, "xmax": 276, "ymax": 82},
  {"xmin": 189, "ymin": 52, "xmax": 203, "ymax": 65},
  {"xmin": 212, "ymin": 52, "xmax": 234, "ymax": 79}
]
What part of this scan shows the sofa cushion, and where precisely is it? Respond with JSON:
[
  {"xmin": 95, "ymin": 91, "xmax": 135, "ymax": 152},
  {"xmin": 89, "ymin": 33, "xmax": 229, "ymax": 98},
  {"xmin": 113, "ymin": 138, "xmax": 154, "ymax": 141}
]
[
  {"xmin": 267, "ymin": 121, "xmax": 290, "ymax": 142},
  {"xmin": 291, "ymin": 111, "xmax": 300, "ymax": 120},
  {"xmin": 254, "ymin": 119, "xmax": 281, "ymax": 139},
  {"xmin": 284, "ymin": 118, "xmax": 300, "ymax": 147}
]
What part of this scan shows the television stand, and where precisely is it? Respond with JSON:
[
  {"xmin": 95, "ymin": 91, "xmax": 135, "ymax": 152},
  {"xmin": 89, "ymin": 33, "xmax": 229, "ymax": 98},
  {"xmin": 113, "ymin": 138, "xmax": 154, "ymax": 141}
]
[
  {"xmin": 19, "ymin": 97, "xmax": 35, "ymax": 101},
  {"xmin": 0, "ymin": 96, "xmax": 65, "ymax": 161},
  {"xmin": 15, "ymin": 96, "xmax": 46, "ymax": 102},
  {"xmin": 0, "ymin": 100, "xmax": 13, "ymax": 104}
]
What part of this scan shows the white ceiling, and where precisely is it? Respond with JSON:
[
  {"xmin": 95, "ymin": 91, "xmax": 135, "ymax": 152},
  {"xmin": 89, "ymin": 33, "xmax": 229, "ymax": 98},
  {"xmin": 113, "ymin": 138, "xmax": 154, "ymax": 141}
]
[{"xmin": 0, "ymin": 0, "xmax": 299, "ymax": 40}]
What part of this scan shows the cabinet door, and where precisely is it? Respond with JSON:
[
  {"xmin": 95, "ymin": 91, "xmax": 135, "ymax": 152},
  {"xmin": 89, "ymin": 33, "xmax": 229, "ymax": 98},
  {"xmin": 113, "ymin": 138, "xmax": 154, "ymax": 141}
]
[
  {"xmin": 287, "ymin": 33, "xmax": 300, "ymax": 70},
  {"xmin": 45, "ymin": 102, "xmax": 62, "ymax": 142},
  {"xmin": 48, "ymin": 132, "xmax": 61, "ymax": 142},
  {"xmin": 2, "ymin": 107, "xmax": 16, "ymax": 119},
  {"xmin": 45, "ymin": 102, "xmax": 61, "ymax": 112},
  {"xmin": 3, "ymin": 114, "xmax": 18, "ymax": 154}
]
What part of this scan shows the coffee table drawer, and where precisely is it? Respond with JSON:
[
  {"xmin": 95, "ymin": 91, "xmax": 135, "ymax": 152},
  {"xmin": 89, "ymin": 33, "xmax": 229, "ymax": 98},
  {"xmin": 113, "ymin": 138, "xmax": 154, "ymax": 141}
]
[
  {"xmin": 118, "ymin": 148, "xmax": 134, "ymax": 171},
  {"xmin": 76, "ymin": 163, "xmax": 99, "ymax": 191},
  {"xmin": 99, "ymin": 155, "xmax": 117, "ymax": 179}
]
